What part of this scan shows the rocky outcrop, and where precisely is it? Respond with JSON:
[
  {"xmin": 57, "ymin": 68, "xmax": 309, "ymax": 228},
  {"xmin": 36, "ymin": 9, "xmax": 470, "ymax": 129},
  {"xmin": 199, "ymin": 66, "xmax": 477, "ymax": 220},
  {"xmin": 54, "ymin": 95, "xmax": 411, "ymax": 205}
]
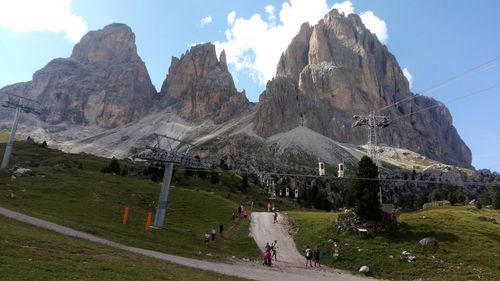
[
  {"xmin": 253, "ymin": 9, "xmax": 472, "ymax": 168},
  {"xmin": 0, "ymin": 23, "xmax": 156, "ymax": 128},
  {"xmin": 159, "ymin": 43, "xmax": 250, "ymax": 123}
]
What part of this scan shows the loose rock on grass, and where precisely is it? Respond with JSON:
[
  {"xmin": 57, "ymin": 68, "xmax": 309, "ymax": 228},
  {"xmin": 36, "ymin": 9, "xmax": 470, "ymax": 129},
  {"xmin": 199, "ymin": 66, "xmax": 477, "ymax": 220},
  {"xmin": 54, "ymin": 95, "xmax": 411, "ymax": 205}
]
[
  {"xmin": 359, "ymin": 265, "xmax": 369, "ymax": 273},
  {"xmin": 419, "ymin": 237, "xmax": 438, "ymax": 247}
]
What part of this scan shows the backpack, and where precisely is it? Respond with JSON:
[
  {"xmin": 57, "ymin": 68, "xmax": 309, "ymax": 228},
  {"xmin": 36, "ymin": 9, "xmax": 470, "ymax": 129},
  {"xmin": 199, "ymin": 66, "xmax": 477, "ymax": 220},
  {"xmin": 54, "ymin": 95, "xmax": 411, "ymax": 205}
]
[{"xmin": 306, "ymin": 249, "xmax": 312, "ymax": 258}]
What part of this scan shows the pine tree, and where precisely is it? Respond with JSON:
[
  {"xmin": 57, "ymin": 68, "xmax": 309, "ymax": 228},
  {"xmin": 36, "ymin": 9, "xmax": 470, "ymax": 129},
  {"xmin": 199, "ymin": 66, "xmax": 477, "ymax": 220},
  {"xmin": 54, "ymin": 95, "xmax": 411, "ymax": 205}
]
[
  {"xmin": 348, "ymin": 156, "xmax": 381, "ymax": 221},
  {"xmin": 109, "ymin": 158, "xmax": 121, "ymax": 174}
]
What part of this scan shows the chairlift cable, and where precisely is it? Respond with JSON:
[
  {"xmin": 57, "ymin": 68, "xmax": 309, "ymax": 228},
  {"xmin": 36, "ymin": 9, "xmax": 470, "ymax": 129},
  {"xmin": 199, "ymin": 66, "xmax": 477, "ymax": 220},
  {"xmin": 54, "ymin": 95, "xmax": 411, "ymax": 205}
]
[{"xmin": 378, "ymin": 56, "xmax": 500, "ymax": 112}]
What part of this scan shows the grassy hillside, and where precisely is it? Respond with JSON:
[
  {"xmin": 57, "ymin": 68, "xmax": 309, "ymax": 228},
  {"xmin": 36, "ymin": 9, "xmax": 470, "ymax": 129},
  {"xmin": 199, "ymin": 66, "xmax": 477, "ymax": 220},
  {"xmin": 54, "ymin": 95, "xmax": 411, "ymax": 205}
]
[
  {"xmin": 0, "ymin": 216, "xmax": 247, "ymax": 281},
  {"xmin": 0, "ymin": 140, "xmax": 299, "ymax": 264},
  {"xmin": 0, "ymin": 131, "xmax": 9, "ymax": 143},
  {"xmin": 289, "ymin": 206, "xmax": 500, "ymax": 280}
]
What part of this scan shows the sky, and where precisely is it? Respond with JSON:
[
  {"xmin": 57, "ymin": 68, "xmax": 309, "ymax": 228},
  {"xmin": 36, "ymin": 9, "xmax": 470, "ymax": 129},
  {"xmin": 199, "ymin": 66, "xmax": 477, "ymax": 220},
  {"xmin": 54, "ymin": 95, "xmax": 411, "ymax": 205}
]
[{"xmin": 0, "ymin": 0, "xmax": 499, "ymax": 172}]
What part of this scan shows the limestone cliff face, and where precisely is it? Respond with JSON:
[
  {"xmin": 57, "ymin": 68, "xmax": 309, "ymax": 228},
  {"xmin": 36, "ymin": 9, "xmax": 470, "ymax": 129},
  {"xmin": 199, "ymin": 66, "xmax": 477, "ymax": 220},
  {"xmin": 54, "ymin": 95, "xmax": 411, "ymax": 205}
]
[
  {"xmin": 253, "ymin": 10, "xmax": 472, "ymax": 167},
  {"xmin": 0, "ymin": 23, "xmax": 156, "ymax": 128},
  {"xmin": 159, "ymin": 43, "xmax": 250, "ymax": 123}
]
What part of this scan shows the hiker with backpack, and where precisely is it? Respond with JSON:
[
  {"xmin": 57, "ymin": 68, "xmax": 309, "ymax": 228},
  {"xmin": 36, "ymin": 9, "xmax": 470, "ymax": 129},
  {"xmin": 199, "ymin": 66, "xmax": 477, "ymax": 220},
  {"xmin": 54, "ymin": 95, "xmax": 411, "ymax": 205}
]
[
  {"xmin": 305, "ymin": 245, "xmax": 313, "ymax": 267},
  {"xmin": 271, "ymin": 240, "xmax": 279, "ymax": 260},
  {"xmin": 313, "ymin": 247, "xmax": 321, "ymax": 267}
]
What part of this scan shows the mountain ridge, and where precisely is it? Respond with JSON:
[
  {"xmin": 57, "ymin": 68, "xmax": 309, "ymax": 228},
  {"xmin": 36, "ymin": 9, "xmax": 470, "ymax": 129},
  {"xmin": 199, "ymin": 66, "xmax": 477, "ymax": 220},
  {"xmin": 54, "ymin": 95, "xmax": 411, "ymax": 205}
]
[{"xmin": 0, "ymin": 11, "xmax": 473, "ymax": 170}]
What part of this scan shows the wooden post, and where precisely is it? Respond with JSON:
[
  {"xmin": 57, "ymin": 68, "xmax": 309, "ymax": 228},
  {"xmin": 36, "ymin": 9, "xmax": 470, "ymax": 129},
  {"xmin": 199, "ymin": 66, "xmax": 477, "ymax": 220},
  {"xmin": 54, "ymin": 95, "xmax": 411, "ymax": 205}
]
[
  {"xmin": 145, "ymin": 211, "xmax": 153, "ymax": 231},
  {"xmin": 122, "ymin": 207, "xmax": 129, "ymax": 225}
]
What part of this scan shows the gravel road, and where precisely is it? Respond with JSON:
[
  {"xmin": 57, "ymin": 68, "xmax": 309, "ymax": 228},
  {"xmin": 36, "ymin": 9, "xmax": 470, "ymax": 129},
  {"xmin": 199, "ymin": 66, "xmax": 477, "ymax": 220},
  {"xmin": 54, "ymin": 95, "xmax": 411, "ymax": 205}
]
[{"xmin": 0, "ymin": 207, "xmax": 375, "ymax": 281}]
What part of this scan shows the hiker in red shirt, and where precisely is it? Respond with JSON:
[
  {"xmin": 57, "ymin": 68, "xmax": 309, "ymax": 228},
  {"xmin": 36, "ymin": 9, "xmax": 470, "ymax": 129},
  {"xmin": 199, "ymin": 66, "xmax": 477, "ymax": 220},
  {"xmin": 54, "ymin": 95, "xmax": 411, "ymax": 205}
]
[{"xmin": 263, "ymin": 250, "xmax": 272, "ymax": 266}]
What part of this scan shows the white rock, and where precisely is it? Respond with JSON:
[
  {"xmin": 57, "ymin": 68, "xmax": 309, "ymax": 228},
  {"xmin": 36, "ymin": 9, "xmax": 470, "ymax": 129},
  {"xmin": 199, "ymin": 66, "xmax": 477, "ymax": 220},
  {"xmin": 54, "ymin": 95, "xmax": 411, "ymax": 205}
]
[
  {"xmin": 359, "ymin": 265, "xmax": 369, "ymax": 273},
  {"xmin": 15, "ymin": 168, "xmax": 32, "ymax": 175}
]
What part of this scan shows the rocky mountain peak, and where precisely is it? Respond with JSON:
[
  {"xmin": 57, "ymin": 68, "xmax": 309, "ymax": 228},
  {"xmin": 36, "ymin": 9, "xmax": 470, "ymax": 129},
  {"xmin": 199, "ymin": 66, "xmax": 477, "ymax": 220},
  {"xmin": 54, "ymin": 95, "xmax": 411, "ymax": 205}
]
[
  {"xmin": 71, "ymin": 23, "xmax": 138, "ymax": 63},
  {"xmin": 253, "ymin": 9, "xmax": 472, "ymax": 167},
  {"xmin": 159, "ymin": 42, "xmax": 250, "ymax": 123},
  {"xmin": 0, "ymin": 23, "xmax": 156, "ymax": 129}
]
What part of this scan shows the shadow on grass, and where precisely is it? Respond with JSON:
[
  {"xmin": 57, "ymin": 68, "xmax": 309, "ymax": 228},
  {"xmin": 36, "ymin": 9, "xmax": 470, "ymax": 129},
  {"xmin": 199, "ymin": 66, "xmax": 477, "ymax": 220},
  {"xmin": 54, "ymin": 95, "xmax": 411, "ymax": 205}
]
[
  {"xmin": 383, "ymin": 222, "xmax": 459, "ymax": 243},
  {"xmin": 476, "ymin": 231, "xmax": 500, "ymax": 243}
]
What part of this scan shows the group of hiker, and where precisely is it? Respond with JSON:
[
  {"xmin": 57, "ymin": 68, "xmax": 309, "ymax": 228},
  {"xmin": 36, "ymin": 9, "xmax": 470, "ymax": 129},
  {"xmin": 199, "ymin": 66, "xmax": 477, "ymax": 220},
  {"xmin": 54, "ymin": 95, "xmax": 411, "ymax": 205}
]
[
  {"xmin": 205, "ymin": 203, "xmax": 251, "ymax": 246},
  {"xmin": 304, "ymin": 245, "xmax": 321, "ymax": 267},
  {"xmin": 204, "ymin": 224, "xmax": 223, "ymax": 246},
  {"xmin": 263, "ymin": 240, "xmax": 279, "ymax": 266}
]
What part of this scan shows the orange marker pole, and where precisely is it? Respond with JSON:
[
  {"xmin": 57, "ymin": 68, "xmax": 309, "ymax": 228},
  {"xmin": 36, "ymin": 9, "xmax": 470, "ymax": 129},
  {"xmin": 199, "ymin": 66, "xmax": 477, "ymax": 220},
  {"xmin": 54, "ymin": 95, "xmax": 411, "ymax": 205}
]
[
  {"xmin": 122, "ymin": 207, "xmax": 130, "ymax": 225},
  {"xmin": 145, "ymin": 211, "xmax": 153, "ymax": 232}
]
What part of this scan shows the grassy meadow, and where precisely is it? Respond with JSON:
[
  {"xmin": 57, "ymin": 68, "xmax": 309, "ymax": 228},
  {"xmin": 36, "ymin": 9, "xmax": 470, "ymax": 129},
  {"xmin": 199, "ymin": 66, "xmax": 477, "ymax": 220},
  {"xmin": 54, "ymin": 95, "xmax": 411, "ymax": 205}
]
[
  {"xmin": 0, "ymin": 216, "xmax": 246, "ymax": 281},
  {"xmin": 0, "ymin": 140, "xmax": 285, "ymax": 262},
  {"xmin": 2, "ymin": 137, "xmax": 500, "ymax": 281},
  {"xmin": 289, "ymin": 206, "xmax": 500, "ymax": 280}
]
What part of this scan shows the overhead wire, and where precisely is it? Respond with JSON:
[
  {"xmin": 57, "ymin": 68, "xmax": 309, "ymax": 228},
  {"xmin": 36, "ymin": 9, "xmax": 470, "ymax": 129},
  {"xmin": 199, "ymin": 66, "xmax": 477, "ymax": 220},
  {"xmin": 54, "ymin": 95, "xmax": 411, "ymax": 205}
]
[
  {"xmin": 391, "ymin": 82, "xmax": 500, "ymax": 123},
  {"xmin": 174, "ymin": 166, "xmax": 489, "ymax": 187},
  {"xmin": 378, "ymin": 56, "xmax": 500, "ymax": 113}
]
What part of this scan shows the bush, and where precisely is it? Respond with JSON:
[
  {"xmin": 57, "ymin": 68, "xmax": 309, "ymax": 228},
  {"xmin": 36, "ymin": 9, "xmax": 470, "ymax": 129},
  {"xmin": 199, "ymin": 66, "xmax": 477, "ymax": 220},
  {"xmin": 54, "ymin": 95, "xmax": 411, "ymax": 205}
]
[{"xmin": 335, "ymin": 209, "xmax": 360, "ymax": 233}]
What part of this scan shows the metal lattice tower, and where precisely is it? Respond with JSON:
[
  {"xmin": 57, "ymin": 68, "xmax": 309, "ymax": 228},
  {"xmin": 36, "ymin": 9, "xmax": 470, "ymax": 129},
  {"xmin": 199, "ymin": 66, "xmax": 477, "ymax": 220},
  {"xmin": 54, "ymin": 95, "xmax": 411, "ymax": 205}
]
[
  {"xmin": 352, "ymin": 111, "xmax": 391, "ymax": 204},
  {"xmin": 133, "ymin": 133, "xmax": 203, "ymax": 228},
  {"xmin": 1, "ymin": 94, "xmax": 41, "ymax": 169},
  {"xmin": 352, "ymin": 112, "xmax": 391, "ymax": 166}
]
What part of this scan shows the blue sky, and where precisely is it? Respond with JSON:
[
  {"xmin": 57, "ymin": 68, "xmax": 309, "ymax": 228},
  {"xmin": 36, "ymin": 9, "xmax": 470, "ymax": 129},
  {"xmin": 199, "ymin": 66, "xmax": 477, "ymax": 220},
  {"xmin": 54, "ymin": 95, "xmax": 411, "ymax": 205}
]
[{"xmin": 0, "ymin": 0, "xmax": 499, "ymax": 172}]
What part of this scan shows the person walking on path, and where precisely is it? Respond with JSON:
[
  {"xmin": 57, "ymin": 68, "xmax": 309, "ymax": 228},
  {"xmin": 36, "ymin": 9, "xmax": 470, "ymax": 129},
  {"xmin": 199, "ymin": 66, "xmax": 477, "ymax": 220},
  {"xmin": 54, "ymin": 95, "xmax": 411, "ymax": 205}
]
[
  {"xmin": 264, "ymin": 242, "xmax": 271, "ymax": 253},
  {"xmin": 273, "ymin": 212, "xmax": 278, "ymax": 224},
  {"xmin": 204, "ymin": 231, "xmax": 210, "ymax": 246},
  {"xmin": 305, "ymin": 245, "xmax": 313, "ymax": 267},
  {"xmin": 263, "ymin": 249, "xmax": 272, "ymax": 266},
  {"xmin": 211, "ymin": 227, "xmax": 216, "ymax": 240},
  {"xmin": 313, "ymin": 247, "xmax": 321, "ymax": 267},
  {"xmin": 271, "ymin": 240, "xmax": 279, "ymax": 261}
]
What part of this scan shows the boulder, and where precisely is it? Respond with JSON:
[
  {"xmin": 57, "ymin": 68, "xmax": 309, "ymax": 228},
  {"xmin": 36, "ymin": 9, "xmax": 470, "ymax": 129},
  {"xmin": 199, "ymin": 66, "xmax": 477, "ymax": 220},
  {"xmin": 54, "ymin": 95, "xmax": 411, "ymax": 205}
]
[
  {"xmin": 359, "ymin": 265, "xmax": 369, "ymax": 273},
  {"xmin": 14, "ymin": 168, "xmax": 32, "ymax": 176},
  {"xmin": 419, "ymin": 237, "xmax": 438, "ymax": 247}
]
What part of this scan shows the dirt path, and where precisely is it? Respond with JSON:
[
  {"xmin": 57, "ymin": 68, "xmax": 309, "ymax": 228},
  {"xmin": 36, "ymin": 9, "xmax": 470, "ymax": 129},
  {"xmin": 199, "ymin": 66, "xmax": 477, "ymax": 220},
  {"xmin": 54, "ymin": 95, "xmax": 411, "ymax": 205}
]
[
  {"xmin": 0, "ymin": 207, "xmax": 374, "ymax": 281},
  {"xmin": 250, "ymin": 211, "xmax": 304, "ymax": 266},
  {"xmin": 249, "ymin": 211, "xmax": 376, "ymax": 280}
]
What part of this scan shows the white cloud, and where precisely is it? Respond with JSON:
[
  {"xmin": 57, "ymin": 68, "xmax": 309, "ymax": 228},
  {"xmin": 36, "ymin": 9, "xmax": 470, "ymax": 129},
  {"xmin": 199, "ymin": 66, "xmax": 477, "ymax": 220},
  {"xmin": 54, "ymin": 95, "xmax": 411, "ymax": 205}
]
[
  {"xmin": 227, "ymin": 11, "xmax": 236, "ymax": 25},
  {"xmin": 215, "ymin": 0, "xmax": 389, "ymax": 86},
  {"xmin": 265, "ymin": 5, "xmax": 276, "ymax": 21},
  {"xmin": 403, "ymin": 68, "xmax": 413, "ymax": 89},
  {"xmin": 360, "ymin": 11, "xmax": 388, "ymax": 44},
  {"xmin": 0, "ymin": 0, "xmax": 87, "ymax": 43},
  {"xmin": 200, "ymin": 16, "xmax": 213, "ymax": 26},
  {"xmin": 332, "ymin": 0, "xmax": 354, "ymax": 16}
]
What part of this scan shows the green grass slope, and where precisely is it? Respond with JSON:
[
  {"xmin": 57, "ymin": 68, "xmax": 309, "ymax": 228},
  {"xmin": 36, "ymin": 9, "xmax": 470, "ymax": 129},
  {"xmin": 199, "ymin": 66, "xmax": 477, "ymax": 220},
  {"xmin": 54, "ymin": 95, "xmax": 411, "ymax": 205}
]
[
  {"xmin": 0, "ymin": 141, "xmax": 292, "ymax": 263},
  {"xmin": 289, "ymin": 206, "xmax": 500, "ymax": 280},
  {"xmin": 0, "ymin": 216, "xmax": 247, "ymax": 281}
]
